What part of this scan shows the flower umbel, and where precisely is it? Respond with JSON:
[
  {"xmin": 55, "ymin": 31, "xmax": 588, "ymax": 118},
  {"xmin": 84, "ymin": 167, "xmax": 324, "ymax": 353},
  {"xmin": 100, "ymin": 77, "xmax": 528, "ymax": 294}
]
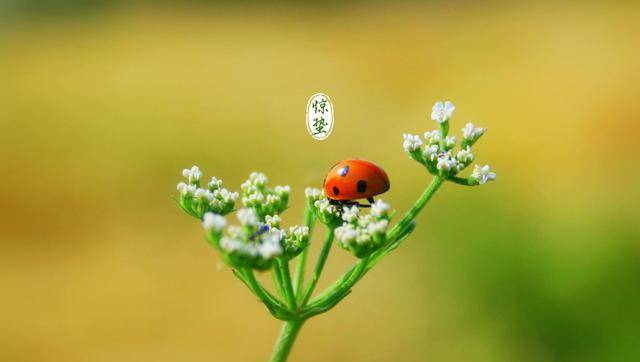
[
  {"xmin": 404, "ymin": 101, "xmax": 496, "ymax": 184},
  {"xmin": 174, "ymin": 99, "xmax": 496, "ymax": 362},
  {"xmin": 177, "ymin": 168, "xmax": 238, "ymax": 218},
  {"xmin": 241, "ymin": 172, "xmax": 290, "ymax": 219},
  {"xmin": 335, "ymin": 201, "xmax": 392, "ymax": 258}
]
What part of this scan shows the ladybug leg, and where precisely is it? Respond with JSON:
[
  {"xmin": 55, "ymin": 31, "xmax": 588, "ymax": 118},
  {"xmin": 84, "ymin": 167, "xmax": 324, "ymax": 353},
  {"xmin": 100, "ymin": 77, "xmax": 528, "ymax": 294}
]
[
  {"xmin": 354, "ymin": 200, "xmax": 371, "ymax": 208},
  {"xmin": 367, "ymin": 197, "xmax": 375, "ymax": 206},
  {"xmin": 340, "ymin": 200, "xmax": 371, "ymax": 208}
]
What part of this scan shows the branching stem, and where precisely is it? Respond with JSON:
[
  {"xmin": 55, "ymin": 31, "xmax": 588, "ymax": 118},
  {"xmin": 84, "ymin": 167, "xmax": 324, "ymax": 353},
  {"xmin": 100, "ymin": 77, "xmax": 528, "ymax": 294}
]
[{"xmin": 300, "ymin": 228, "xmax": 335, "ymax": 306}]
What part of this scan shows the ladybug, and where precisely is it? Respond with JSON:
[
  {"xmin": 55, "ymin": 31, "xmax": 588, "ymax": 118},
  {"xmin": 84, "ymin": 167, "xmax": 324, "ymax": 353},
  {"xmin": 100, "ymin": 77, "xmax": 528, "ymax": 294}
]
[{"xmin": 323, "ymin": 158, "xmax": 390, "ymax": 207}]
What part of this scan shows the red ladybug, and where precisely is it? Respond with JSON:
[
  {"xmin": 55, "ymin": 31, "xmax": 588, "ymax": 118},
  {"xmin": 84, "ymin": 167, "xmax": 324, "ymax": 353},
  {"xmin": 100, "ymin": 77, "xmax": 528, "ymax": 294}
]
[{"xmin": 323, "ymin": 159, "xmax": 390, "ymax": 207}]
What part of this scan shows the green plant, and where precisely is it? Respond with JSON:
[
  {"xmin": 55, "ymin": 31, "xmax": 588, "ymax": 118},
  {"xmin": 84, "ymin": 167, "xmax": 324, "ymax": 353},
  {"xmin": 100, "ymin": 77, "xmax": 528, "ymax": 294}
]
[{"xmin": 175, "ymin": 101, "xmax": 495, "ymax": 361}]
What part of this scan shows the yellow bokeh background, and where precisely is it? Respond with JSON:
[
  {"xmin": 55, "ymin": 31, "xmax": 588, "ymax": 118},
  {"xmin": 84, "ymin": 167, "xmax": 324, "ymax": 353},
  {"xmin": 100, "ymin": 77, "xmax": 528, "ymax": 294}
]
[{"xmin": 1, "ymin": 1, "xmax": 639, "ymax": 361}]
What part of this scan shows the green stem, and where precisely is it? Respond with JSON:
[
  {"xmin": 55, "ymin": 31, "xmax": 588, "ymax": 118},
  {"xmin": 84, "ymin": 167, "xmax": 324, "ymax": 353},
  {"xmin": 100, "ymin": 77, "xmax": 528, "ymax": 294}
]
[
  {"xmin": 242, "ymin": 269, "xmax": 290, "ymax": 318},
  {"xmin": 300, "ymin": 228, "xmax": 335, "ymax": 306},
  {"xmin": 278, "ymin": 259, "xmax": 297, "ymax": 310},
  {"xmin": 272, "ymin": 263, "xmax": 287, "ymax": 302},
  {"xmin": 386, "ymin": 176, "xmax": 443, "ymax": 242},
  {"xmin": 302, "ymin": 256, "xmax": 369, "ymax": 317},
  {"xmin": 448, "ymin": 176, "xmax": 477, "ymax": 186},
  {"xmin": 294, "ymin": 249, "xmax": 308, "ymax": 299},
  {"xmin": 294, "ymin": 206, "xmax": 316, "ymax": 299},
  {"xmin": 269, "ymin": 319, "xmax": 304, "ymax": 362}
]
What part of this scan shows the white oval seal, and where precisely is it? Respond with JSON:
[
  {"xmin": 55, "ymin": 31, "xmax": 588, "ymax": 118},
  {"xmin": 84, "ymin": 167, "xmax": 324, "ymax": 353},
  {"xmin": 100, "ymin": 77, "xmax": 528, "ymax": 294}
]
[{"xmin": 306, "ymin": 93, "xmax": 334, "ymax": 140}]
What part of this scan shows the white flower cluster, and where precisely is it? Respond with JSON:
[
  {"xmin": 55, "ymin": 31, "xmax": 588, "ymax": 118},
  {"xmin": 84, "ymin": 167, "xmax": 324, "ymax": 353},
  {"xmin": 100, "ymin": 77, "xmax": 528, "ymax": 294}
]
[
  {"xmin": 335, "ymin": 200, "xmax": 392, "ymax": 258},
  {"xmin": 177, "ymin": 166, "xmax": 239, "ymax": 218},
  {"xmin": 402, "ymin": 102, "xmax": 496, "ymax": 185},
  {"xmin": 402, "ymin": 133, "xmax": 423, "ymax": 152},
  {"xmin": 212, "ymin": 208, "xmax": 285, "ymax": 270},
  {"xmin": 177, "ymin": 169, "xmax": 311, "ymax": 269},
  {"xmin": 281, "ymin": 225, "xmax": 311, "ymax": 258},
  {"xmin": 202, "ymin": 212, "xmax": 226, "ymax": 232},
  {"xmin": 200, "ymin": 206, "xmax": 312, "ymax": 268},
  {"xmin": 306, "ymin": 187, "xmax": 342, "ymax": 226},
  {"xmin": 241, "ymin": 172, "xmax": 290, "ymax": 218}
]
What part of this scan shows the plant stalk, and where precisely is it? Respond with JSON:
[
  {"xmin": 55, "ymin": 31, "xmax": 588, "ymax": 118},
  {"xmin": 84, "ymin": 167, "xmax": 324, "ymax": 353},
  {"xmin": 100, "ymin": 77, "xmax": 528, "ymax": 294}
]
[
  {"xmin": 269, "ymin": 319, "xmax": 304, "ymax": 362},
  {"xmin": 300, "ymin": 228, "xmax": 335, "ymax": 305},
  {"xmin": 294, "ymin": 206, "xmax": 316, "ymax": 298}
]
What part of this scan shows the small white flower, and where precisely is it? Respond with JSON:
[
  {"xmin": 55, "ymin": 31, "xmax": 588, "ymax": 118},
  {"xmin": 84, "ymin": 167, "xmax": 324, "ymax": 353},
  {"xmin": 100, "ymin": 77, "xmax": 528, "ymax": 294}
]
[
  {"xmin": 220, "ymin": 236, "xmax": 255, "ymax": 255},
  {"xmin": 371, "ymin": 199, "xmax": 390, "ymax": 218},
  {"xmin": 207, "ymin": 177, "xmax": 223, "ymax": 190},
  {"xmin": 305, "ymin": 187, "xmax": 322, "ymax": 199},
  {"xmin": 471, "ymin": 164, "xmax": 497, "ymax": 185},
  {"xmin": 290, "ymin": 225, "xmax": 309, "ymax": 239},
  {"xmin": 237, "ymin": 208, "xmax": 259, "ymax": 226},
  {"xmin": 423, "ymin": 144, "xmax": 439, "ymax": 162},
  {"xmin": 243, "ymin": 192, "xmax": 265, "ymax": 206},
  {"xmin": 342, "ymin": 205, "xmax": 360, "ymax": 223},
  {"xmin": 314, "ymin": 199, "xmax": 339, "ymax": 216},
  {"xmin": 266, "ymin": 194, "xmax": 281, "ymax": 205},
  {"xmin": 423, "ymin": 130, "xmax": 442, "ymax": 144},
  {"xmin": 240, "ymin": 180, "xmax": 252, "ymax": 190},
  {"xmin": 265, "ymin": 215, "xmax": 282, "ymax": 228},
  {"xmin": 436, "ymin": 153, "xmax": 457, "ymax": 171},
  {"xmin": 431, "ymin": 101, "xmax": 455, "ymax": 124},
  {"xmin": 274, "ymin": 185, "xmax": 291, "ymax": 196},
  {"xmin": 182, "ymin": 166, "xmax": 202, "ymax": 184},
  {"xmin": 456, "ymin": 146, "xmax": 474, "ymax": 164},
  {"xmin": 177, "ymin": 182, "xmax": 197, "ymax": 196},
  {"xmin": 249, "ymin": 172, "xmax": 268, "ymax": 187},
  {"xmin": 194, "ymin": 188, "xmax": 214, "ymax": 201},
  {"xmin": 367, "ymin": 219, "xmax": 388, "ymax": 235},
  {"xmin": 355, "ymin": 230, "xmax": 372, "ymax": 245},
  {"xmin": 462, "ymin": 122, "xmax": 486, "ymax": 141},
  {"xmin": 202, "ymin": 212, "xmax": 226, "ymax": 232},
  {"xmin": 443, "ymin": 136, "xmax": 456, "ymax": 149},
  {"xmin": 402, "ymin": 133, "xmax": 423, "ymax": 152},
  {"xmin": 258, "ymin": 232, "xmax": 283, "ymax": 258},
  {"xmin": 335, "ymin": 224, "xmax": 358, "ymax": 245}
]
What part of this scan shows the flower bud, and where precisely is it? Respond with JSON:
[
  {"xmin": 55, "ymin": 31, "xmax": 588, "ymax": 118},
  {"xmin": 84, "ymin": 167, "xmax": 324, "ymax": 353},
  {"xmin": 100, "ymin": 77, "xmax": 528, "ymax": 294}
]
[
  {"xmin": 237, "ymin": 208, "xmax": 259, "ymax": 226},
  {"xmin": 341, "ymin": 205, "xmax": 360, "ymax": 223},
  {"xmin": 443, "ymin": 136, "xmax": 456, "ymax": 150},
  {"xmin": 203, "ymin": 212, "xmax": 226, "ymax": 233},
  {"xmin": 431, "ymin": 101, "xmax": 455, "ymax": 124},
  {"xmin": 370, "ymin": 199, "xmax": 391, "ymax": 219},
  {"xmin": 423, "ymin": 130, "xmax": 442, "ymax": 145},
  {"xmin": 402, "ymin": 133, "xmax": 425, "ymax": 164},
  {"xmin": 461, "ymin": 122, "xmax": 486, "ymax": 147},
  {"xmin": 265, "ymin": 214, "xmax": 282, "ymax": 228},
  {"xmin": 312, "ymin": 198, "xmax": 342, "ymax": 227},
  {"xmin": 207, "ymin": 177, "xmax": 223, "ymax": 191},
  {"xmin": 470, "ymin": 164, "xmax": 497, "ymax": 185},
  {"xmin": 281, "ymin": 225, "xmax": 310, "ymax": 259},
  {"xmin": 182, "ymin": 165, "xmax": 202, "ymax": 186}
]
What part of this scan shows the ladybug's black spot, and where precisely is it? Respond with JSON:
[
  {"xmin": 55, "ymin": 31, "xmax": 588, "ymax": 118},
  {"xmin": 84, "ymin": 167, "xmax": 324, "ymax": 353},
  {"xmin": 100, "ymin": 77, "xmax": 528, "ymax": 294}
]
[
  {"xmin": 339, "ymin": 165, "xmax": 350, "ymax": 177},
  {"xmin": 357, "ymin": 180, "xmax": 367, "ymax": 194},
  {"xmin": 332, "ymin": 186, "xmax": 340, "ymax": 196}
]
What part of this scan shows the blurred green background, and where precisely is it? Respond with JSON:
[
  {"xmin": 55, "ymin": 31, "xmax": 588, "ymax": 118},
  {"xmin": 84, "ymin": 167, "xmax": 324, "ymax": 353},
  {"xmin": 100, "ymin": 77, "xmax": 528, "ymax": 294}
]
[{"xmin": 1, "ymin": 1, "xmax": 639, "ymax": 361}]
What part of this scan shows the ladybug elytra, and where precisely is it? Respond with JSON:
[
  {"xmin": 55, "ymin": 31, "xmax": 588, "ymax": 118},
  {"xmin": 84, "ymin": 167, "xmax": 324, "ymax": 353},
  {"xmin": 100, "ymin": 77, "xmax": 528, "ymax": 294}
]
[{"xmin": 323, "ymin": 158, "xmax": 390, "ymax": 207}]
